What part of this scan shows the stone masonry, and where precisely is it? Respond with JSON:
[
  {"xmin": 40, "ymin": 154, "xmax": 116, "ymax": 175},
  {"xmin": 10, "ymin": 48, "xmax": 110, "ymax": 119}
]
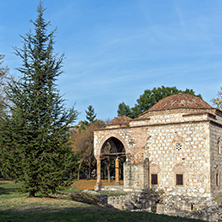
[{"xmin": 94, "ymin": 93, "xmax": 222, "ymax": 207}]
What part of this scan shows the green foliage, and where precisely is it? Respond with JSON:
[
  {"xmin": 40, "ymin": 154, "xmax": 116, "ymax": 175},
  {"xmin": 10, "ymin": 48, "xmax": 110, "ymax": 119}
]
[
  {"xmin": 73, "ymin": 106, "xmax": 97, "ymax": 132},
  {"xmin": 98, "ymin": 190, "xmax": 127, "ymax": 197},
  {"xmin": 0, "ymin": 2, "xmax": 78, "ymax": 197},
  {"xmin": 0, "ymin": 54, "xmax": 10, "ymax": 116},
  {"xmin": 85, "ymin": 105, "xmax": 97, "ymax": 123},
  {"xmin": 71, "ymin": 120, "xmax": 105, "ymax": 179},
  {"xmin": 72, "ymin": 106, "xmax": 97, "ymax": 133},
  {"xmin": 0, "ymin": 55, "xmax": 9, "ymax": 79},
  {"xmin": 0, "ymin": 179, "xmax": 204, "ymax": 222},
  {"xmin": 117, "ymin": 102, "xmax": 133, "ymax": 118},
  {"xmin": 73, "ymin": 120, "xmax": 88, "ymax": 132},
  {"xmin": 211, "ymin": 86, "xmax": 222, "ymax": 110},
  {"xmin": 118, "ymin": 86, "xmax": 202, "ymax": 118}
]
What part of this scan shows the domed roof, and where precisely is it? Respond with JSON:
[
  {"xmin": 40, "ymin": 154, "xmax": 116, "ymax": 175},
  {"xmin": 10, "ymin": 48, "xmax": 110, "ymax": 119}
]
[
  {"xmin": 107, "ymin": 116, "xmax": 132, "ymax": 126},
  {"xmin": 149, "ymin": 93, "xmax": 212, "ymax": 112}
]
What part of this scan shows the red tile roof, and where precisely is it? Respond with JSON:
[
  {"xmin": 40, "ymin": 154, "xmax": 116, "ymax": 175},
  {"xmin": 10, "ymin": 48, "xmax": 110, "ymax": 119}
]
[
  {"xmin": 107, "ymin": 116, "xmax": 132, "ymax": 126},
  {"xmin": 149, "ymin": 93, "xmax": 212, "ymax": 112}
]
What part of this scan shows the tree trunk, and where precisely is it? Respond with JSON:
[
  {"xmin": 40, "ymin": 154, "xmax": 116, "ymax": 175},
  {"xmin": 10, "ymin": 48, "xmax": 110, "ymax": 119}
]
[
  {"xmin": 88, "ymin": 156, "xmax": 91, "ymax": 179},
  {"xmin": 29, "ymin": 190, "xmax": 35, "ymax": 197},
  {"xmin": 69, "ymin": 169, "xmax": 72, "ymax": 179},
  {"xmin": 107, "ymin": 157, "xmax": 110, "ymax": 182},
  {"xmin": 78, "ymin": 161, "xmax": 83, "ymax": 180}
]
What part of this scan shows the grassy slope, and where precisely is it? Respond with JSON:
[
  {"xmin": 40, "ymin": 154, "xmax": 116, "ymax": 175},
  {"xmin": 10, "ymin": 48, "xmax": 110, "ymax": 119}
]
[{"xmin": 0, "ymin": 179, "xmax": 203, "ymax": 222}]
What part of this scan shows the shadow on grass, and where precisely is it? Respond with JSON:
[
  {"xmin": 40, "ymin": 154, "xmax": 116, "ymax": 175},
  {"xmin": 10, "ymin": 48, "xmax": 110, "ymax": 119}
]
[
  {"xmin": 0, "ymin": 186, "xmax": 21, "ymax": 196},
  {"xmin": 0, "ymin": 179, "xmax": 21, "ymax": 196},
  {"xmin": 0, "ymin": 187, "xmax": 13, "ymax": 195},
  {"xmin": 70, "ymin": 192, "xmax": 101, "ymax": 205},
  {"xmin": 0, "ymin": 206, "xmax": 204, "ymax": 222}
]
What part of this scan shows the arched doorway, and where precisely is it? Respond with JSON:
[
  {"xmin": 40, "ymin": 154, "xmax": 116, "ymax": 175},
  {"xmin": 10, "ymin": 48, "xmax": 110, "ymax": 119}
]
[{"xmin": 95, "ymin": 137, "xmax": 126, "ymax": 190}]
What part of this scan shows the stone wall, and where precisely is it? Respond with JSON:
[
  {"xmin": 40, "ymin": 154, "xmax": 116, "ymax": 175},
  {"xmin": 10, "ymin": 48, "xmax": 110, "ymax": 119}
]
[
  {"xmin": 106, "ymin": 190, "xmax": 221, "ymax": 222},
  {"xmin": 157, "ymin": 192, "xmax": 219, "ymax": 221},
  {"xmin": 133, "ymin": 108, "xmax": 214, "ymax": 126},
  {"xmin": 156, "ymin": 203, "xmax": 222, "ymax": 222},
  {"xmin": 94, "ymin": 108, "xmax": 222, "ymax": 197},
  {"xmin": 124, "ymin": 158, "xmax": 149, "ymax": 191},
  {"xmin": 108, "ymin": 191, "xmax": 159, "ymax": 211},
  {"xmin": 95, "ymin": 120, "xmax": 212, "ymax": 197},
  {"xmin": 145, "ymin": 121, "xmax": 211, "ymax": 197},
  {"xmin": 162, "ymin": 193, "xmax": 216, "ymax": 210},
  {"xmin": 210, "ymin": 123, "xmax": 222, "ymax": 195}
]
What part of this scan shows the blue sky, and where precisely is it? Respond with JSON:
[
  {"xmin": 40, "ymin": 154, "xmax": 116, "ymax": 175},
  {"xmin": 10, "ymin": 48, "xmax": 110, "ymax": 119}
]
[{"xmin": 1, "ymin": 0, "xmax": 222, "ymax": 122}]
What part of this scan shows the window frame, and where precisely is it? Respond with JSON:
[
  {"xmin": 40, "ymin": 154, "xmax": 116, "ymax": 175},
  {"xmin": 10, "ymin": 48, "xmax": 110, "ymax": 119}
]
[
  {"xmin": 151, "ymin": 174, "xmax": 158, "ymax": 185},
  {"xmin": 216, "ymin": 173, "xmax": 219, "ymax": 186},
  {"xmin": 218, "ymin": 137, "xmax": 221, "ymax": 154},
  {"xmin": 176, "ymin": 174, "xmax": 183, "ymax": 186},
  {"xmin": 175, "ymin": 143, "xmax": 182, "ymax": 151}
]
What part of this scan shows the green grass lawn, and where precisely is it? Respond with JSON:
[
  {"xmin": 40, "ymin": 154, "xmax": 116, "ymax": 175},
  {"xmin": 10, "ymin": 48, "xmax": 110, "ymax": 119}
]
[{"xmin": 0, "ymin": 179, "xmax": 203, "ymax": 222}]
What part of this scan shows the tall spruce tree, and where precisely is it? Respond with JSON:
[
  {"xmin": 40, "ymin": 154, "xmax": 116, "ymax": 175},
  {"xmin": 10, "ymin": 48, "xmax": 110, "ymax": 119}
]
[
  {"xmin": 85, "ymin": 105, "xmax": 97, "ymax": 123},
  {"xmin": 0, "ymin": 2, "xmax": 78, "ymax": 197},
  {"xmin": 0, "ymin": 54, "xmax": 10, "ymax": 116}
]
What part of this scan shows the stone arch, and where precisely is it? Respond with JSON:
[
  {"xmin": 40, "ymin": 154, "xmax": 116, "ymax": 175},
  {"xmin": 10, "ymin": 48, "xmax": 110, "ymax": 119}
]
[
  {"xmin": 150, "ymin": 163, "xmax": 161, "ymax": 174},
  {"xmin": 173, "ymin": 163, "xmax": 186, "ymax": 186},
  {"xmin": 150, "ymin": 163, "xmax": 161, "ymax": 186},
  {"xmin": 101, "ymin": 139, "xmax": 117, "ymax": 155},
  {"xmin": 172, "ymin": 132, "xmax": 185, "ymax": 150},
  {"xmin": 173, "ymin": 163, "xmax": 186, "ymax": 173},
  {"xmin": 94, "ymin": 134, "xmax": 129, "ymax": 190},
  {"xmin": 96, "ymin": 133, "xmax": 129, "ymax": 159}
]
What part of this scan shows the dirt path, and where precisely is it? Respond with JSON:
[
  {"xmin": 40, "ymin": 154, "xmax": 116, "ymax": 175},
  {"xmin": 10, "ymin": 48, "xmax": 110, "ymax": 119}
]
[{"xmin": 71, "ymin": 179, "xmax": 123, "ymax": 190}]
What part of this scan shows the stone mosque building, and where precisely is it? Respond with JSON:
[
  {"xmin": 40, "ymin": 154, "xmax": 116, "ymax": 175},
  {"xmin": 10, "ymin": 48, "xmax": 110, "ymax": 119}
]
[{"xmin": 94, "ymin": 93, "xmax": 222, "ymax": 199}]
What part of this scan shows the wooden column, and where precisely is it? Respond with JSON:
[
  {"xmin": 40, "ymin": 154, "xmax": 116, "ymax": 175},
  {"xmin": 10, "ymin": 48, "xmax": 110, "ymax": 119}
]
[
  {"xmin": 115, "ymin": 156, "xmax": 120, "ymax": 185},
  {"xmin": 95, "ymin": 158, "xmax": 102, "ymax": 190}
]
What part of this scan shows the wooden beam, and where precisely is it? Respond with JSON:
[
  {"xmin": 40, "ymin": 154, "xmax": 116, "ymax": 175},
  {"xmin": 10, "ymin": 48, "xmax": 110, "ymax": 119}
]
[{"xmin": 102, "ymin": 152, "xmax": 126, "ymax": 156}]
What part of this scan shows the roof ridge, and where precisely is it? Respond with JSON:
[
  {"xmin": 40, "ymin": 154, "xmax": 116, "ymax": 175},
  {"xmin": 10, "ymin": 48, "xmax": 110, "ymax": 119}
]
[{"xmin": 141, "ymin": 93, "xmax": 212, "ymax": 115}]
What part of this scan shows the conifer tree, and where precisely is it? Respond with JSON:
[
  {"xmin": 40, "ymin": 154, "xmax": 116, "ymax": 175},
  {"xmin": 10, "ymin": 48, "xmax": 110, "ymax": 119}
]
[
  {"xmin": 85, "ymin": 105, "xmax": 97, "ymax": 123},
  {"xmin": 0, "ymin": 54, "xmax": 10, "ymax": 116},
  {"xmin": 0, "ymin": 2, "xmax": 78, "ymax": 197}
]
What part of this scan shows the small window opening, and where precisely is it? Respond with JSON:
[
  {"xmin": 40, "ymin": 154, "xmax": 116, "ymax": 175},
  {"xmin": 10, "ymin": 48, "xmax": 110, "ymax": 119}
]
[
  {"xmin": 151, "ymin": 174, "xmax": 158, "ymax": 185},
  {"xmin": 176, "ymin": 143, "xmax": 182, "ymax": 151},
  {"xmin": 218, "ymin": 137, "xmax": 221, "ymax": 154},
  {"xmin": 176, "ymin": 174, "xmax": 183, "ymax": 185},
  {"xmin": 216, "ymin": 173, "xmax": 219, "ymax": 186}
]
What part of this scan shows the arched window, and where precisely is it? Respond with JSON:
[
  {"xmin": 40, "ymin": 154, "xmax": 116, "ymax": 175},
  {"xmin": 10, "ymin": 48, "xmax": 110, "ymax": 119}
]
[
  {"xmin": 173, "ymin": 163, "xmax": 185, "ymax": 186},
  {"xmin": 150, "ymin": 164, "xmax": 160, "ymax": 186},
  {"xmin": 176, "ymin": 174, "xmax": 183, "ymax": 185}
]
